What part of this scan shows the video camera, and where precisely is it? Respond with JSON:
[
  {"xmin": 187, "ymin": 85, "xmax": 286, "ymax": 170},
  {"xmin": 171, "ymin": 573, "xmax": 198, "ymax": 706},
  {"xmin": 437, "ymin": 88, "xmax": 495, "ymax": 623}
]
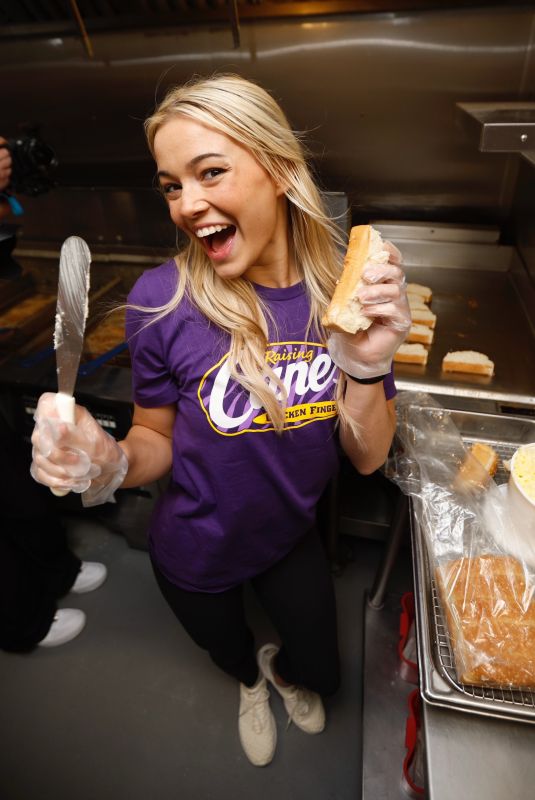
[{"xmin": 2, "ymin": 132, "xmax": 58, "ymax": 197}]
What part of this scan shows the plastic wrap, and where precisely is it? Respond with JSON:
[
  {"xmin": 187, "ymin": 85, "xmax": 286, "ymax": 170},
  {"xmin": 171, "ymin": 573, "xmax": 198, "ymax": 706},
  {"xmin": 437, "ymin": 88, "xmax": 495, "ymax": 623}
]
[{"xmin": 386, "ymin": 392, "xmax": 535, "ymax": 689}]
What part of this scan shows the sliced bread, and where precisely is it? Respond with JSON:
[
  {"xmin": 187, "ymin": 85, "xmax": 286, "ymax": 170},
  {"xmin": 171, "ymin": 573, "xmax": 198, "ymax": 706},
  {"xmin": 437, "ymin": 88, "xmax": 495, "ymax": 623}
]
[
  {"xmin": 407, "ymin": 323, "xmax": 434, "ymax": 345},
  {"xmin": 442, "ymin": 350, "xmax": 494, "ymax": 377},
  {"xmin": 394, "ymin": 343, "xmax": 428, "ymax": 366}
]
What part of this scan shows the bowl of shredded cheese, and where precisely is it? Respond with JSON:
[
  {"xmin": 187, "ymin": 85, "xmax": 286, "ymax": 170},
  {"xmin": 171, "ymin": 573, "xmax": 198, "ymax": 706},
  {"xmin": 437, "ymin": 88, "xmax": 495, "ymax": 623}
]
[{"xmin": 508, "ymin": 443, "xmax": 535, "ymax": 538}]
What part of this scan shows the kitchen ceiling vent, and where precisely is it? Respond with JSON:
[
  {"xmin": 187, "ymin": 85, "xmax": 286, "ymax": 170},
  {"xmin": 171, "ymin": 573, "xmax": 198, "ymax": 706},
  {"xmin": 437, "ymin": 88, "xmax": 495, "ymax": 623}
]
[
  {"xmin": 0, "ymin": 0, "xmax": 371, "ymax": 30},
  {"xmin": 0, "ymin": 0, "xmax": 521, "ymax": 36}
]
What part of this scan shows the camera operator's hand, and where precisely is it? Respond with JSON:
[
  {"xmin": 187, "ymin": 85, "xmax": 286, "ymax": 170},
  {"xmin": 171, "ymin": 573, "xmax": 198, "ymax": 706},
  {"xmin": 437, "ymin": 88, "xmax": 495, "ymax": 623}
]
[{"xmin": 0, "ymin": 137, "xmax": 12, "ymax": 191}]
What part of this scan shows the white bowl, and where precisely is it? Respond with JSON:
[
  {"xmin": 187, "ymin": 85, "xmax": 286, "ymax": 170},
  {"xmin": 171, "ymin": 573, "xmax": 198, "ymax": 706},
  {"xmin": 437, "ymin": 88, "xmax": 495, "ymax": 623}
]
[
  {"xmin": 482, "ymin": 485, "xmax": 535, "ymax": 569},
  {"xmin": 482, "ymin": 445, "xmax": 535, "ymax": 568},
  {"xmin": 508, "ymin": 443, "xmax": 535, "ymax": 540}
]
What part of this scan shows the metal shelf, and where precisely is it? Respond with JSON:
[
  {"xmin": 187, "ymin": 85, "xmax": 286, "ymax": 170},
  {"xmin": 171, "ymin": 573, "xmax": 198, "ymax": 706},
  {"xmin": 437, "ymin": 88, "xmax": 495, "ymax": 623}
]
[{"xmin": 457, "ymin": 101, "xmax": 535, "ymax": 160}]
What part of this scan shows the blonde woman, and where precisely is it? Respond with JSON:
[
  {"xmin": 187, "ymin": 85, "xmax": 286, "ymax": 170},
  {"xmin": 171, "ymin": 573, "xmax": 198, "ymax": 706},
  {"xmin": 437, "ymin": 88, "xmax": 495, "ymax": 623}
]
[{"xmin": 31, "ymin": 74, "xmax": 410, "ymax": 766}]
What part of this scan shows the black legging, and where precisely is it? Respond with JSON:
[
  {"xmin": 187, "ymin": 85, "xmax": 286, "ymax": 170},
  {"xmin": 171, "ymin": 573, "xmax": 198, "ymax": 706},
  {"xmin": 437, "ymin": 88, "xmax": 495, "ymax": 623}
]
[{"xmin": 151, "ymin": 528, "xmax": 340, "ymax": 695}]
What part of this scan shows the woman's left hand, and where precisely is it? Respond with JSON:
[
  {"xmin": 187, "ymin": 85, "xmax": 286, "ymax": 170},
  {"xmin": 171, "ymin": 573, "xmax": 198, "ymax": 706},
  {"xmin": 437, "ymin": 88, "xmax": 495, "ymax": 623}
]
[{"xmin": 327, "ymin": 241, "xmax": 411, "ymax": 380}]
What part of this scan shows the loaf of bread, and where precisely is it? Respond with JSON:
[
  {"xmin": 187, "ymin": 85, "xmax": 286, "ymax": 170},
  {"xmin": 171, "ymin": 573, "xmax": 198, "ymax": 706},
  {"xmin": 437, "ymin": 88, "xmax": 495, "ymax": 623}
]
[
  {"xmin": 393, "ymin": 343, "xmax": 428, "ymax": 365},
  {"xmin": 442, "ymin": 350, "xmax": 494, "ymax": 377},
  {"xmin": 455, "ymin": 442, "xmax": 499, "ymax": 492},
  {"xmin": 407, "ymin": 323, "xmax": 434, "ymax": 345},
  {"xmin": 322, "ymin": 224, "xmax": 389, "ymax": 334},
  {"xmin": 436, "ymin": 555, "xmax": 535, "ymax": 687},
  {"xmin": 407, "ymin": 283, "xmax": 432, "ymax": 303}
]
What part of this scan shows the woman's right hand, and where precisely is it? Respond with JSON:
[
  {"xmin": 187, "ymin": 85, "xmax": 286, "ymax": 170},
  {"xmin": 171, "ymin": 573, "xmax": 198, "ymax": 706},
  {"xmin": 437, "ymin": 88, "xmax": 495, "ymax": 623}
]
[{"xmin": 30, "ymin": 392, "xmax": 129, "ymax": 506}]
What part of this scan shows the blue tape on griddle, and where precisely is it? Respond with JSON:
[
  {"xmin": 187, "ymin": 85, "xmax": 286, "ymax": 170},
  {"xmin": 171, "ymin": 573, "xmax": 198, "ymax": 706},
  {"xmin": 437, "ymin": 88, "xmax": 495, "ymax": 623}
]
[
  {"xmin": 0, "ymin": 193, "xmax": 24, "ymax": 215},
  {"xmin": 78, "ymin": 342, "xmax": 128, "ymax": 377},
  {"xmin": 19, "ymin": 344, "xmax": 55, "ymax": 368}
]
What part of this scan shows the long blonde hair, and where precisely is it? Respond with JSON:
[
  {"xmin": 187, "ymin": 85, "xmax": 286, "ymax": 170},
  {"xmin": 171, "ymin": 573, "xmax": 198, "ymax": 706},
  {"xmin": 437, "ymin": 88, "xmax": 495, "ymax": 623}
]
[{"xmin": 142, "ymin": 73, "xmax": 355, "ymax": 433}]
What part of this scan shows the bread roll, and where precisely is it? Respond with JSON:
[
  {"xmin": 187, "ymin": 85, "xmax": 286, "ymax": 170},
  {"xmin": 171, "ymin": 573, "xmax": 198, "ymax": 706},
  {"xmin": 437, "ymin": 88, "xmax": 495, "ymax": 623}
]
[
  {"xmin": 436, "ymin": 555, "xmax": 535, "ymax": 687},
  {"xmin": 393, "ymin": 343, "xmax": 428, "ymax": 365},
  {"xmin": 442, "ymin": 350, "xmax": 494, "ymax": 377},
  {"xmin": 322, "ymin": 225, "xmax": 388, "ymax": 334}
]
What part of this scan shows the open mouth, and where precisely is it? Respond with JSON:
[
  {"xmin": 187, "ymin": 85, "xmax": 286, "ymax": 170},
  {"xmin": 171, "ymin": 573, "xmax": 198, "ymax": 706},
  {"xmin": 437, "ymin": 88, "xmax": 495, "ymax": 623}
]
[{"xmin": 196, "ymin": 224, "xmax": 236, "ymax": 259}]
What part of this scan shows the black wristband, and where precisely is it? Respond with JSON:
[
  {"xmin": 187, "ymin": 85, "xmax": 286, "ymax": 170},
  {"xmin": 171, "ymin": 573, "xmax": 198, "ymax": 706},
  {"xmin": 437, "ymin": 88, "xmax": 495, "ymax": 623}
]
[{"xmin": 345, "ymin": 373, "xmax": 387, "ymax": 385}]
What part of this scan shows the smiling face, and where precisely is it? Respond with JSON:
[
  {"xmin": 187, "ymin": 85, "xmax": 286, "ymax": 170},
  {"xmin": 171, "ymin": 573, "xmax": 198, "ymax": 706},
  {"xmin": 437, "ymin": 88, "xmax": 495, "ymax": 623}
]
[{"xmin": 154, "ymin": 116, "xmax": 295, "ymax": 286}]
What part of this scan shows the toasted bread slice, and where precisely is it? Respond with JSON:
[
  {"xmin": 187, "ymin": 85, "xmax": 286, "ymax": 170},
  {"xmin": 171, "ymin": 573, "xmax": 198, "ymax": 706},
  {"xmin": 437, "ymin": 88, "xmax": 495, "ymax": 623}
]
[
  {"xmin": 410, "ymin": 307, "xmax": 437, "ymax": 329},
  {"xmin": 407, "ymin": 282, "xmax": 432, "ymax": 302},
  {"xmin": 407, "ymin": 323, "xmax": 434, "ymax": 345},
  {"xmin": 442, "ymin": 350, "xmax": 494, "ymax": 377},
  {"xmin": 393, "ymin": 343, "xmax": 428, "ymax": 365}
]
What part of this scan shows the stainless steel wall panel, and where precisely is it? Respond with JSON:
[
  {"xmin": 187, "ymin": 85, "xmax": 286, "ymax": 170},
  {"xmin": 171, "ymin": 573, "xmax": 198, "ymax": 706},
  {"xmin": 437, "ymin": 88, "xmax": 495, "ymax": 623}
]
[
  {"xmin": 14, "ymin": 189, "xmax": 177, "ymax": 250},
  {"xmin": 1, "ymin": 6, "xmax": 534, "ymax": 245},
  {"xmin": 513, "ymin": 158, "xmax": 535, "ymax": 291}
]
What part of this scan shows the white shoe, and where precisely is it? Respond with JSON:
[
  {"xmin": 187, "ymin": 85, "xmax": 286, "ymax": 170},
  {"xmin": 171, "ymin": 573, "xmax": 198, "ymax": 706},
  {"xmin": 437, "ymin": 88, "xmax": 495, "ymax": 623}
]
[
  {"xmin": 38, "ymin": 609, "xmax": 86, "ymax": 647},
  {"xmin": 71, "ymin": 561, "xmax": 107, "ymax": 594},
  {"xmin": 258, "ymin": 643, "xmax": 326, "ymax": 734},
  {"xmin": 238, "ymin": 676, "xmax": 277, "ymax": 766}
]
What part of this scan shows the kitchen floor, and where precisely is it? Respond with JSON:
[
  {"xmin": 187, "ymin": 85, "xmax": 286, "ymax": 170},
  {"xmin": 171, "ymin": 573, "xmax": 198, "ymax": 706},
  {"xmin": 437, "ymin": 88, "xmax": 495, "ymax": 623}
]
[{"xmin": 0, "ymin": 515, "xmax": 413, "ymax": 800}]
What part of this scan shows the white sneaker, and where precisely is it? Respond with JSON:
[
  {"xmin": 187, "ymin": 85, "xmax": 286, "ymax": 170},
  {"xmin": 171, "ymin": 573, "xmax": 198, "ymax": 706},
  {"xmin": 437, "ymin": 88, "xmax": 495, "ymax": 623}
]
[
  {"xmin": 71, "ymin": 561, "xmax": 107, "ymax": 594},
  {"xmin": 258, "ymin": 643, "xmax": 326, "ymax": 734},
  {"xmin": 38, "ymin": 609, "xmax": 86, "ymax": 647},
  {"xmin": 238, "ymin": 676, "xmax": 277, "ymax": 766}
]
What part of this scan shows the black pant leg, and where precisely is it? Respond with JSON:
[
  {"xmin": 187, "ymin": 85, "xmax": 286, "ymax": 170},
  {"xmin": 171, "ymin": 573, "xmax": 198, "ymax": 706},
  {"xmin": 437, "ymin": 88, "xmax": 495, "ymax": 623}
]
[
  {"xmin": 251, "ymin": 528, "xmax": 341, "ymax": 696},
  {"xmin": 1, "ymin": 425, "xmax": 81, "ymax": 599},
  {"xmin": 0, "ymin": 532, "xmax": 57, "ymax": 652},
  {"xmin": 0, "ymin": 419, "xmax": 81, "ymax": 651},
  {"xmin": 151, "ymin": 558, "xmax": 259, "ymax": 686}
]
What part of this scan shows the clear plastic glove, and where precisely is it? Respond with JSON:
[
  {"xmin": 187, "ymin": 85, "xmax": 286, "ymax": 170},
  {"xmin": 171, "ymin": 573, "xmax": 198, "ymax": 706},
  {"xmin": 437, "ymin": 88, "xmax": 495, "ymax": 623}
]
[
  {"xmin": 30, "ymin": 392, "xmax": 129, "ymax": 507},
  {"xmin": 327, "ymin": 242, "xmax": 411, "ymax": 380}
]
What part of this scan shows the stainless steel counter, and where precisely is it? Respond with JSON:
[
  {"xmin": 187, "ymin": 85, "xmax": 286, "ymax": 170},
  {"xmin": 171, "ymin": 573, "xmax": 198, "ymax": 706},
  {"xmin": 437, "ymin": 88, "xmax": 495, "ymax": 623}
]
[
  {"xmin": 403, "ymin": 402, "xmax": 535, "ymax": 797},
  {"xmin": 423, "ymin": 702, "xmax": 535, "ymax": 800},
  {"xmin": 406, "ymin": 406, "xmax": 535, "ymax": 721}
]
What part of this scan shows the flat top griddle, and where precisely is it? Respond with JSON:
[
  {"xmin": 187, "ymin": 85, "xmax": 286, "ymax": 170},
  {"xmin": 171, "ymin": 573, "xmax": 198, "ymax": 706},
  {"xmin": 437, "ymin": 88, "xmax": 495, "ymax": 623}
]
[
  {"xmin": 399, "ymin": 264, "xmax": 534, "ymax": 404},
  {"xmin": 372, "ymin": 224, "xmax": 535, "ymax": 409}
]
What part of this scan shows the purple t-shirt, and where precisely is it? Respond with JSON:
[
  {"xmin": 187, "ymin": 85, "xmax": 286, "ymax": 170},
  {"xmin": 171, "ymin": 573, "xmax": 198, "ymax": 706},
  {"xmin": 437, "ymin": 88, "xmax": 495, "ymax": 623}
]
[{"xmin": 126, "ymin": 259, "xmax": 396, "ymax": 592}]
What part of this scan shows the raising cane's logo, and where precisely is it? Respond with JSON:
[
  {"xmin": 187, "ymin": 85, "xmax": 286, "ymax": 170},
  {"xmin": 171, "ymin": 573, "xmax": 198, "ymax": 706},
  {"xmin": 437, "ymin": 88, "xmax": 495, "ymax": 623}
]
[{"xmin": 197, "ymin": 340, "xmax": 338, "ymax": 436}]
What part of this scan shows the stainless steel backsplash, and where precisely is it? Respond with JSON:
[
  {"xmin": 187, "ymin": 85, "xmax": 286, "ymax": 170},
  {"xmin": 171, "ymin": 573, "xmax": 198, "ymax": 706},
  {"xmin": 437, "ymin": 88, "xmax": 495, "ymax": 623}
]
[{"xmin": 1, "ymin": 4, "xmax": 534, "ymax": 248}]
